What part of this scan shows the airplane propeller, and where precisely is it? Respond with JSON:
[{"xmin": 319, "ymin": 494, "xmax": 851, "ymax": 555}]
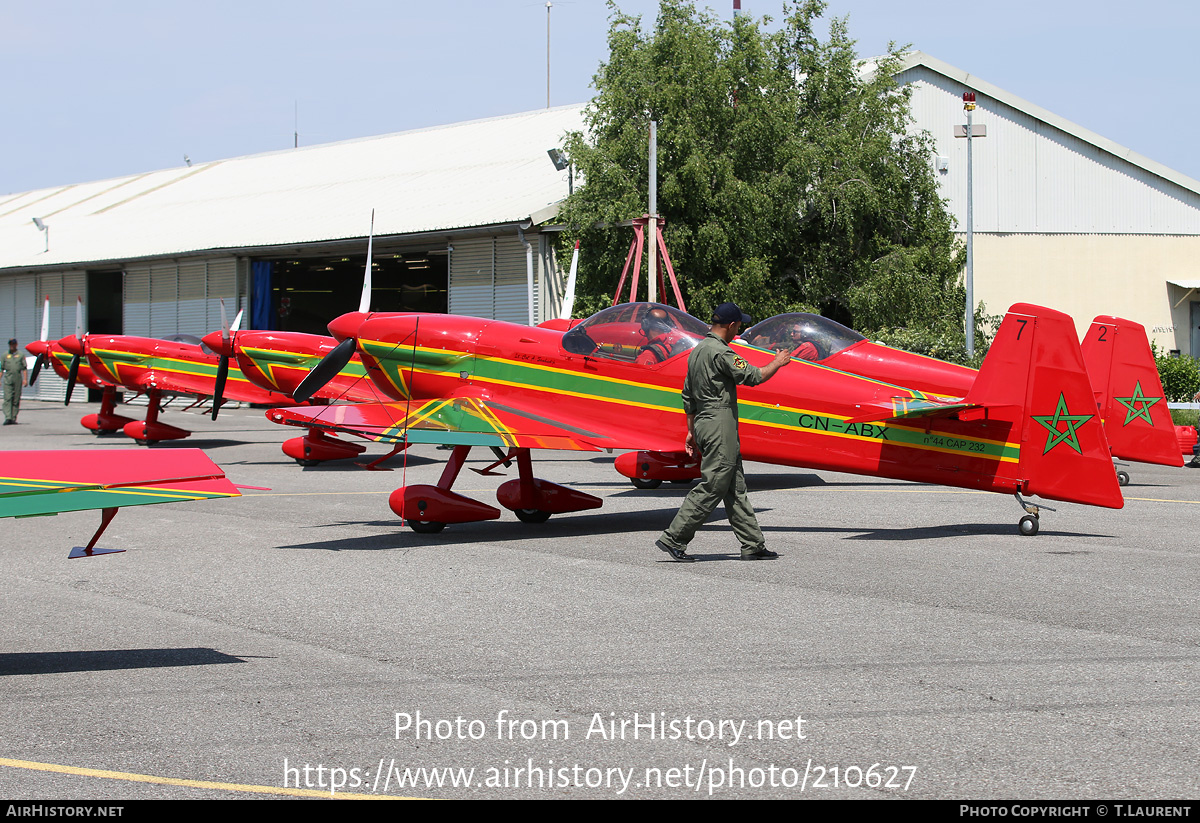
[
  {"xmin": 210, "ymin": 301, "xmax": 243, "ymax": 420},
  {"xmin": 293, "ymin": 337, "xmax": 357, "ymax": 403},
  {"xmin": 28, "ymin": 296, "xmax": 50, "ymax": 386},
  {"xmin": 294, "ymin": 210, "xmax": 375, "ymax": 403},
  {"xmin": 64, "ymin": 297, "xmax": 84, "ymax": 406}
]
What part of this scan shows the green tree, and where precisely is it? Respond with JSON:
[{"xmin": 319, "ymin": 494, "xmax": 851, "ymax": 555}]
[
  {"xmin": 1152, "ymin": 342, "xmax": 1200, "ymax": 403},
  {"xmin": 558, "ymin": 0, "xmax": 980, "ymax": 360}
]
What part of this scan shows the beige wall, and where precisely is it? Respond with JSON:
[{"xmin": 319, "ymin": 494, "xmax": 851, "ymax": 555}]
[{"xmin": 969, "ymin": 234, "xmax": 1200, "ymax": 352}]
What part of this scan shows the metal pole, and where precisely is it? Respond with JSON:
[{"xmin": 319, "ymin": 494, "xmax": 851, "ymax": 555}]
[
  {"xmin": 648, "ymin": 121, "xmax": 658, "ymax": 304},
  {"xmin": 964, "ymin": 102, "xmax": 975, "ymax": 358},
  {"xmin": 546, "ymin": 2, "xmax": 552, "ymax": 109}
]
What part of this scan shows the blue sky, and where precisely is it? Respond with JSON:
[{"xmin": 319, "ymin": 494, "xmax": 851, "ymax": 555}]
[{"xmin": 3, "ymin": 0, "xmax": 1196, "ymax": 194}]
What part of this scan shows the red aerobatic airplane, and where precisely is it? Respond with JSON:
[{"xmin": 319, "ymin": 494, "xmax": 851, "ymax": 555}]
[
  {"xmin": 54, "ymin": 298, "xmax": 296, "ymax": 444},
  {"xmin": 202, "ymin": 328, "xmax": 383, "ymax": 464},
  {"xmin": 264, "ymin": 300, "xmax": 1123, "ymax": 537},
  {"xmin": 0, "ymin": 448, "xmax": 242, "ymax": 557},
  {"xmin": 25, "ymin": 297, "xmax": 134, "ymax": 434}
]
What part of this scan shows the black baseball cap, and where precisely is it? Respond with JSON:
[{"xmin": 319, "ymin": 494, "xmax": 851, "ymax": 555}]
[
  {"xmin": 711, "ymin": 302, "xmax": 751, "ymax": 325},
  {"xmin": 7, "ymin": 338, "xmax": 15, "ymax": 346}
]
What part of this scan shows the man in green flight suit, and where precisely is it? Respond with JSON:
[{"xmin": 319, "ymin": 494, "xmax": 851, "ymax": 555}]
[
  {"xmin": 656, "ymin": 303, "xmax": 792, "ymax": 562},
  {"xmin": 3, "ymin": 338, "xmax": 29, "ymax": 425}
]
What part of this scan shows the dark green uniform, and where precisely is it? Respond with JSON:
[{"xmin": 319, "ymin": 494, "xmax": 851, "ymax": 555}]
[
  {"xmin": 3, "ymin": 349, "xmax": 27, "ymax": 424},
  {"xmin": 658, "ymin": 332, "xmax": 767, "ymax": 556}
]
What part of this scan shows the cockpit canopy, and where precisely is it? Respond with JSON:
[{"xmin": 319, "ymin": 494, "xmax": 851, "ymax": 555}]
[
  {"xmin": 165, "ymin": 333, "xmax": 217, "ymax": 356},
  {"xmin": 561, "ymin": 303, "xmax": 709, "ymax": 364},
  {"xmin": 740, "ymin": 313, "xmax": 865, "ymax": 361}
]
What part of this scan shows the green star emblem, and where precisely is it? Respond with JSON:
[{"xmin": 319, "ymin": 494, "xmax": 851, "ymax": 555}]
[
  {"xmin": 1114, "ymin": 380, "xmax": 1161, "ymax": 426},
  {"xmin": 1032, "ymin": 394, "xmax": 1094, "ymax": 455}
]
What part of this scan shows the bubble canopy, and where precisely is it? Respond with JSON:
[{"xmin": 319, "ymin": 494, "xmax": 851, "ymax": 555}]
[
  {"xmin": 740, "ymin": 313, "xmax": 865, "ymax": 361},
  {"xmin": 561, "ymin": 303, "xmax": 709, "ymax": 363}
]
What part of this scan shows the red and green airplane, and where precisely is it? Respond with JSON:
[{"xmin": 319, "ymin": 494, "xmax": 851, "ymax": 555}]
[
  {"xmin": 201, "ymin": 328, "xmax": 387, "ymax": 464},
  {"xmin": 25, "ymin": 297, "xmax": 135, "ymax": 435},
  {"xmin": 1, "ymin": 448, "xmax": 242, "ymax": 557},
  {"xmin": 54, "ymin": 297, "xmax": 296, "ymax": 444},
  {"xmin": 264, "ymin": 300, "xmax": 1125, "ymax": 537}
]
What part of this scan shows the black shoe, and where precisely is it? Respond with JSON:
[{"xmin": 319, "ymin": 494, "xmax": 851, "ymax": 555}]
[
  {"xmin": 2, "ymin": 420, "xmax": 11, "ymax": 425},
  {"xmin": 740, "ymin": 548, "xmax": 779, "ymax": 561},
  {"xmin": 656, "ymin": 539, "xmax": 695, "ymax": 562}
]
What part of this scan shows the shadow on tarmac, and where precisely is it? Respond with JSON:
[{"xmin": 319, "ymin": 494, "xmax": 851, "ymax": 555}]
[{"xmin": 0, "ymin": 647, "xmax": 247, "ymax": 676}]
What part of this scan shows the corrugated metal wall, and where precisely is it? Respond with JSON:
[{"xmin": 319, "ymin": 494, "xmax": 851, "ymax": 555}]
[
  {"xmin": 0, "ymin": 270, "xmax": 88, "ymax": 402},
  {"xmin": 448, "ymin": 235, "xmax": 537, "ymax": 324},
  {"xmin": 124, "ymin": 257, "xmax": 239, "ymax": 337},
  {"xmin": 899, "ymin": 65, "xmax": 1200, "ymax": 235},
  {"xmin": 0, "ymin": 275, "xmax": 38, "ymax": 347}
]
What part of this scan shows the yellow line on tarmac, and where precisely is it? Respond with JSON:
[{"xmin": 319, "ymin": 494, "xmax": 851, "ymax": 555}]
[
  {"xmin": 803, "ymin": 488, "xmax": 990, "ymax": 495},
  {"xmin": 1124, "ymin": 496, "xmax": 1200, "ymax": 504},
  {"xmin": 0, "ymin": 757, "xmax": 420, "ymax": 800},
  {"xmin": 245, "ymin": 492, "xmax": 393, "ymax": 497}
]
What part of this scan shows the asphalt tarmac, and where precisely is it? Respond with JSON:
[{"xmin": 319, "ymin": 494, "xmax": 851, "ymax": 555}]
[{"xmin": 1, "ymin": 400, "xmax": 1197, "ymax": 799}]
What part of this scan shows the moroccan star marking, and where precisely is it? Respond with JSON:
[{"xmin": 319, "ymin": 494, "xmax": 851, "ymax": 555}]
[
  {"xmin": 1032, "ymin": 394, "xmax": 1094, "ymax": 455},
  {"xmin": 1114, "ymin": 380, "xmax": 1161, "ymax": 426}
]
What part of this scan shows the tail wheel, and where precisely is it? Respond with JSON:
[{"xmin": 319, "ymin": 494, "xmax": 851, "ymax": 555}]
[
  {"xmin": 514, "ymin": 509, "xmax": 551, "ymax": 524},
  {"xmin": 408, "ymin": 520, "xmax": 446, "ymax": 534},
  {"xmin": 1116, "ymin": 470, "xmax": 1130, "ymax": 486},
  {"xmin": 630, "ymin": 478, "xmax": 662, "ymax": 490},
  {"xmin": 1018, "ymin": 515, "xmax": 1039, "ymax": 537}
]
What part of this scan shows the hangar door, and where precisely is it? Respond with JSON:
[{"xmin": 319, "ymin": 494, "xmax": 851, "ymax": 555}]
[
  {"xmin": 123, "ymin": 258, "xmax": 241, "ymax": 338},
  {"xmin": 0, "ymin": 271, "xmax": 88, "ymax": 403},
  {"xmin": 449, "ymin": 236, "xmax": 537, "ymax": 324}
]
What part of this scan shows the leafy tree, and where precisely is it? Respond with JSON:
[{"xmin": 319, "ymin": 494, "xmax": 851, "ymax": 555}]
[
  {"xmin": 1152, "ymin": 342, "xmax": 1200, "ymax": 403},
  {"xmin": 558, "ymin": 0, "xmax": 982, "ymax": 360}
]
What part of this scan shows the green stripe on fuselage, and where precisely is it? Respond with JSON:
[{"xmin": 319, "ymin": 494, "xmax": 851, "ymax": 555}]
[
  {"xmin": 241, "ymin": 347, "xmax": 368, "ymax": 378},
  {"xmin": 362, "ymin": 343, "xmax": 1016, "ymax": 462}
]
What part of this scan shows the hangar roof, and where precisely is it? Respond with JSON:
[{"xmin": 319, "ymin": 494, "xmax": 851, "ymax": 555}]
[
  {"xmin": 891, "ymin": 51, "xmax": 1200, "ymax": 198},
  {"xmin": 0, "ymin": 105, "xmax": 585, "ymax": 270}
]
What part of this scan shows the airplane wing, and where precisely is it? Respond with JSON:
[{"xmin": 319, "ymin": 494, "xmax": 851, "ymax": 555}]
[
  {"xmin": 0, "ymin": 449, "xmax": 240, "ymax": 518},
  {"xmin": 0, "ymin": 449, "xmax": 242, "ymax": 557},
  {"xmin": 267, "ymin": 392, "xmax": 687, "ymax": 454},
  {"xmin": 842, "ymin": 397, "xmax": 985, "ymax": 424}
]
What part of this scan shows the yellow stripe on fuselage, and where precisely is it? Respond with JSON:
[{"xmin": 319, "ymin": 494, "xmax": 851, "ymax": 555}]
[{"xmin": 370, "ymin": 345, "xmax": 1020, "ymax": 463}]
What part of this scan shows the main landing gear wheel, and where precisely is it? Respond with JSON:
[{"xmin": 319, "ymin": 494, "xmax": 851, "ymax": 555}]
[
  {"xmin": 408, "ymin": 520, "xmax": 446, "ymax": 534},
  {"xmin": 1116, "ymin": 470, "xmax": 1130, "ymax": 487},
  {"xmin": 296, "ymin": 459, "xmax": 321, "ymax": 467},
  {"xmin": 630, "ymin": 478, "xmax": 662, "ymax": 490},
  {"xmin": 514, "ymin": 509, "xmax": 552, "ymax": 524}
]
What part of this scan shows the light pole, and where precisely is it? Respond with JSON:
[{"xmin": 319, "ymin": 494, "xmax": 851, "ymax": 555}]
[{"xmin": 955, "ymin": 91, "xmax": 986, "ymax": 358}]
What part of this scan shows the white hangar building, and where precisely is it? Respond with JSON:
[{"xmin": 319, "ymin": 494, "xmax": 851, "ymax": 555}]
[
  {"xmin": 3, "ymin": 52, "xmax": 1200, "ymax": 404},
  {"xmin": 0, "ymin": 106, "xmax": 584, "ymax": 401},
  {"xmin": 892, "ymin": 52, "xmax": 1200, "ymax": 357}
]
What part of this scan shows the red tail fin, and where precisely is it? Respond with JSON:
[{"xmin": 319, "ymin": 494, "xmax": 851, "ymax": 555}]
[
  {"xmin": 1081, "ymin": 316, "xmax": 1183, "ymax": 467},
  {"xmin": 968, "ymin": 304, "xmax": 1123, "ymax": 509}
]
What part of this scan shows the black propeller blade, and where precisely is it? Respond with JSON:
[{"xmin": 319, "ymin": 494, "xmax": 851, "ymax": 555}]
[
  {"xmin": 293, "ymin": 337, "xmax": 356, "ymax": 403},
  {"xmin": 64, "ymin": 355, "xmax": 80, "ymax": 406},
  {"xmin": 29, "ymin": 353, "xmax": 46, "ymax": 386},
  {"xmin": 211, "ymin": 354, "xmax": 230, "ymax": 420}
]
